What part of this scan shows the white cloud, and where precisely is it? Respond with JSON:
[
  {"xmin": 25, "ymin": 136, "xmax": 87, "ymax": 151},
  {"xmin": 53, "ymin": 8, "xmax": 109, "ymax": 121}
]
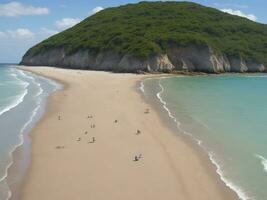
[
  {"xmin": 0, "ymin": 2, "xmax": 49, "ymax": 17},
  {"xmin": 0, "ymin": 27, "xmax": 59, "ymax": 40},
  {"xmin": 0, "ymin": 31, "xmax": 6, "ymax": 38},
  {"xmin": 221, "ymin": 8, "xmax": 257, "ymax": 21},
  {"xmin": 0, "ymin": 27, "xmax": 57, "ymax": 63},
  {"xmin": 56, "ymin": 18, "xmax": 81, "ymax": 29},
  {"xmin": 92, "ymin": 6, "xmax": 104, "ymax": 14},
  {"xmin": 214, "ymin": 3, "xmax": 248, "ymax": 9},
  {"xmin": 39, "ymin": 28, "xmax": 59, "ymax": 37},
  {"xmin": 6, "ymin": 28, "xmax": 35, "ymax": 39}
]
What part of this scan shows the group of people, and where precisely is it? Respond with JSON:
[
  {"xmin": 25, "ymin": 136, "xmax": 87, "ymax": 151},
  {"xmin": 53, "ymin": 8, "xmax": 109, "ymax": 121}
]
[{"xmin": 59, "ymin": 113, "xmax": 144, "ymax": 162}]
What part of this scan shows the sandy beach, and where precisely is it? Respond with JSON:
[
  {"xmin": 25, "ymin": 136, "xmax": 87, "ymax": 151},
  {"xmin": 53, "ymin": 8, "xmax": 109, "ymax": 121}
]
[{"xmin": 17, "ymin": 66, "xmax": 238, "ymax": 200}]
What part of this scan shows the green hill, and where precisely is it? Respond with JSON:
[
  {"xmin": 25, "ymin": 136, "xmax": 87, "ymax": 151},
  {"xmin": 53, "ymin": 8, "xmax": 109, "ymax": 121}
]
[{"xmin": 21, "ymin": 1, "xmax": 267, "ymax": 73}]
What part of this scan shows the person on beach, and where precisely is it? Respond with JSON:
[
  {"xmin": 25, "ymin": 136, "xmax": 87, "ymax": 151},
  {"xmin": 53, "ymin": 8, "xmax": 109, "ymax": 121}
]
[
  {"xmin": 134, "ymin": 154, "xmax": 143, "ymax": 161},
  {"xmin": 91, "ymin": 124, "xmax": 96, "ymax": 128},
  {"xmin": 88, "ymin": 137, "xmax": 96, "ymax": 143},
  {"xmin": 134, "ymin": 155, "xmax": 139, "ymax": 161}
]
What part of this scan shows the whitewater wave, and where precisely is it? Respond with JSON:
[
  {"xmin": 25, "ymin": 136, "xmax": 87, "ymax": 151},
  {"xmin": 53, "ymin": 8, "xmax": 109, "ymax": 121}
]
[
  {"xmin": 9, "ymin": 72, "xmax": 29, "ymax": 88},
  {"xmin": 0, "ymin": 98, "xmax": 42, "ymax": 200},
  {"xmin": 0, "ymin": 89, "xmax": 28, "ymax": 116},
  {"xmin": 18, "ymin": 70, "xmax": 44, "ymax": 98},
  {"xmin": 140, "ymin": 76, "xmax": 250, "ymax": 200},
  {"xmin": 0, "ymin": 68, "xmax": 55, "ymax": 200},
  {"xmin": 139, "ymin": 77, "xmax": 152, "ymax": 93},
  {"xmin": 22, "ymin": 70, "xmax": 63, "ymax": 92},
  {"xmin": 255, "ymin": 154, "xmax": 267, "ymax": 173},
  {"xmin": 0, "ymin": 69, "xmax": 31, "ymax": 117},
  {"xmin": 40, "ymin": 76, "xmax": 62, "ymax": 91}
]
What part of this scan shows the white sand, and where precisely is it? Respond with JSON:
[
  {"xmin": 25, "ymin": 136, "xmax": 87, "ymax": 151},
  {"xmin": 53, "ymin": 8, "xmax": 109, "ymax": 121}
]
[{"xmin": 19, "ymin": 67, "xmax": 237, "ymax": 200}]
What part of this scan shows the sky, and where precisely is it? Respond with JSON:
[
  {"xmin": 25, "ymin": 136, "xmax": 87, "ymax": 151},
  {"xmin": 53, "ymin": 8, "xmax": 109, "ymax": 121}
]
[{"xmin": 0, "ymin": 0, "xmax": 266, "ymax": 63}]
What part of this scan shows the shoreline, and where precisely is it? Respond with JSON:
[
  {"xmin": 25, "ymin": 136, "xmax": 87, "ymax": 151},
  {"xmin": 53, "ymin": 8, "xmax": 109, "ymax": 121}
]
[
  {"xmin": 7, "ymin": 135, "xmax": 29, "ymax": 200},
  {"xmin": 139, "ymin": 76, "xmax": 245, "ymax": 199},
  {"xmin": 5, "ymin": 68, "xmax": 62, "ymax": 200},
  {"xmin": 16, "ymin": 66, "xmax": 238, "ymax": 200}
]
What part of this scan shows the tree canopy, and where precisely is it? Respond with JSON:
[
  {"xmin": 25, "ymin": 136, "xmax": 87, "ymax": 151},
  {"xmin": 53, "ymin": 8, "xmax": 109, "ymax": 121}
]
[{"xmin": 25, "ymin": 1, "xmax": 267, "ymax": 64}]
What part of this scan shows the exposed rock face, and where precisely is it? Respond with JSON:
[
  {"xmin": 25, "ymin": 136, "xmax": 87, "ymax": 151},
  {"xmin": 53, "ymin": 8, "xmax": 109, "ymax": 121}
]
[
  {"xmin": 166, "ymin": 45, "xmax": 230, "ymax": 73},
  {"xmin": 20, "ymin": 45, "xmax": 266, "ymax": 73}
]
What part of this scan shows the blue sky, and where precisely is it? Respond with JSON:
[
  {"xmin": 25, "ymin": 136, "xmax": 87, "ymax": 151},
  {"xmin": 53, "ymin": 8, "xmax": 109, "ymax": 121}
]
[{"xmin": 0, "ymin": 0, "xmax": 266, "ymax": 63}]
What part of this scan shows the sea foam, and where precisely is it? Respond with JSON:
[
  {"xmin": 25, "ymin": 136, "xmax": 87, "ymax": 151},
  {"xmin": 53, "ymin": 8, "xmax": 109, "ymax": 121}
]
[
  {"xmin": 0, "ymin": 67, "xmax": 61, "ymax": 200},
  {"xmin": 140, "ymin": 76, "xmax": 250, "ymax": 200},
  {"xmin": 0, "ymin": 88, "xmax": 28, "ymax": 116},
  {"xmin": 255, "ymin": 154, "xmax": 267, "ymax": 173}
]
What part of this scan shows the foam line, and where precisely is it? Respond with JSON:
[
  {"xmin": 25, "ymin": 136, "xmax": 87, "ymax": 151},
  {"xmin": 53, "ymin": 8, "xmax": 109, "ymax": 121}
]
[
  {"xmin": 0, "ymin": 68, "xmax": 60, "ymax": 200},
  {"xmin": 0, "ymin": 89, "xmax": 28, "ymax": 116},
  {"xmin": 139, "ymin": 77, "xmax": 152, "ymax": 93},
  {"xmin": 140, "ymin": 76, "xmax": 250, "ymax": 200},
  {"xmin": 255, "ymin": 154, "xmax": 267, "ymax": 173}
]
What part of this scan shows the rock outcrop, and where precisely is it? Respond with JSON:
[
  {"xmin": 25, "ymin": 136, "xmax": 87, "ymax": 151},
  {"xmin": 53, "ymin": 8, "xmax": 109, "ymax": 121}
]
[{"xmin": 20, "ymin": 45, "xmax": 266, "ymax": 73}]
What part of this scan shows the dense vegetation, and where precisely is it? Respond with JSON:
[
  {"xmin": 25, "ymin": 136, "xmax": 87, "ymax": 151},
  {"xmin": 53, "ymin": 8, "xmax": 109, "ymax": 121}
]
[{"xmin": 25, "ymin": 1, "xmax": 267, "ymax": 64}]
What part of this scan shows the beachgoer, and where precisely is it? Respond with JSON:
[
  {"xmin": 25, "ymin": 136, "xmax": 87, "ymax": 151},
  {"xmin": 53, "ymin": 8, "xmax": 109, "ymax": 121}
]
[{"xmin": 134, "ymin": 155, "xmax": 139, "ymax": 161}]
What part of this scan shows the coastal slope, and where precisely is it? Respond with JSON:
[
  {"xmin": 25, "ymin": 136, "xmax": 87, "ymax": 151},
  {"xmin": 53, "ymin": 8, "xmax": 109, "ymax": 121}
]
[
  {"xmin": 21, "ymin": 2, "xmax": 267, "ymax": 73},
  {"xmin": 19, "ymin": 67, "xmax": 237, "ymax": 200}
]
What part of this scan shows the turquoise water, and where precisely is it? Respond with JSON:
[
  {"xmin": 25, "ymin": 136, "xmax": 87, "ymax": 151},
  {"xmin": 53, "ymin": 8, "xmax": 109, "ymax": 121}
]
[
  {"xmin": 142, "ymin": 75, "xmax": 267, "ymax": 200},
  {"xmin": 0, "ymin": 64, "xmax": 61, "ymax": 200}
]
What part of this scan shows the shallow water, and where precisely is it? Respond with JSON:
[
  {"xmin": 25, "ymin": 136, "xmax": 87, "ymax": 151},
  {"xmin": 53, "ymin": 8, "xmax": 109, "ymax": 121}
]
[
  {"xmin": 0, "ymin": 64, "xmax": 61, "ymax": 200},
  {"xmin": 142, "ymin": 75, "xmax": 267, "ymax": 200}
]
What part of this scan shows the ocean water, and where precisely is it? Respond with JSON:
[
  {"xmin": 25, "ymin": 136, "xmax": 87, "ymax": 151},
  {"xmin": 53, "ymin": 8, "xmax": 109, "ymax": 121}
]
[
  {"xmin": 141, "ymin": 75, "xmax": 267, "ymax": 200},
  {"xmin": 0, "ymin": 64, "xmax": 61, "ymax": 200}
]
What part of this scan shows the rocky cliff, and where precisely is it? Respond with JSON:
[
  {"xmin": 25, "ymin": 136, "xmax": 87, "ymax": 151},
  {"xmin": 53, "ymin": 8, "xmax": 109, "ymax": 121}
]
[
  {"xmin": 20, "ymin": 45, "xmax": 266, "ymax": 73},
  {"xmin": 20, "ymin": 2, "xmax": 267, "ymax": 73}
]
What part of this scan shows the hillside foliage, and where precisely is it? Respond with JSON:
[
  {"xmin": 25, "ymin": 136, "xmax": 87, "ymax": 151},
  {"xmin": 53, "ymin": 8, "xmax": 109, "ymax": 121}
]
[{"xmin": 25, "ymin": 1, "xmax": 267, "ymax": 64}]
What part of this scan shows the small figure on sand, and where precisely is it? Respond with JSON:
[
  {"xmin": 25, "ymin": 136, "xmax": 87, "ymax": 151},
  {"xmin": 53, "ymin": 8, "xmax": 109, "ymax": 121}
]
[
  {"xmin": 85, "ymin": 131, "xmax": 88, "ymax": 135},
  {"xmin": 56, "ymin": 146, "xmax": 65, "ymax": 149},
  {"xmin": 134, "ymin": 155, "xmax": 139, "ymax": 161},
  {"xmin": 58, "ymin": 115, "xmax": 61, "ymax": 120},
  {"xmin": 144, "ymin": 108, "xmax": 150, "ymax": 114},
  {"xmin": 114, "ymin": 120, "xmax": 118, "ymax": 123},
  {"xmin": 136, "ymin": 129, "xmax": 141, "ymax": 135},
  {"xmin": 77, "ymin": 137, "xmax": 81, "ymax": 141},
  {"xmin": 87, "ymin": 115, "xmax": 93, "ymax": 119},
  {"xmin": 88, "ymin": 137, "xmax": 96, "ymax": 144},
  {"xmin": 134, "ymin": 154, "xmax": 143, "ymax": 161},
  {"xmin": 91, "ymin": 124, "xmax": 96, "ymax": 128}
]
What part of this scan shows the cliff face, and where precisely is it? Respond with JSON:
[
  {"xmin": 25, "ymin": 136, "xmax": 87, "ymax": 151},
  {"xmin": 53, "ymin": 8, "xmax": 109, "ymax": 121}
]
[
  {"xmin": 20, "ymin": 45, "xmax": 266, "ymax": 73},
  {"xmin": 20, "ymin": 1, "xmax": 267, "ymax": 72}
]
